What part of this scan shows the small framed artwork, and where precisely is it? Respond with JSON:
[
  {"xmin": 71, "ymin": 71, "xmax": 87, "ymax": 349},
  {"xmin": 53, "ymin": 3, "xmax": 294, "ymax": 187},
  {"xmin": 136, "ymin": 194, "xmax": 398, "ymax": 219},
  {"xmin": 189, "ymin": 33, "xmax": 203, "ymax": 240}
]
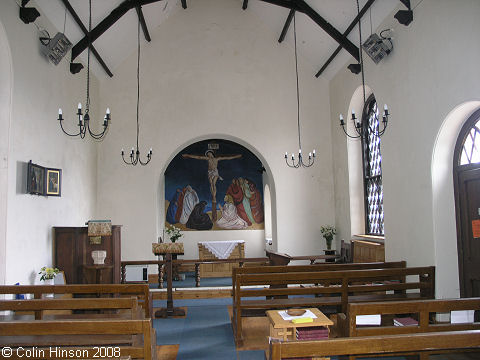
[
  {"xmin": 46, "ymin": 168, "xmax": 62, "ymax": 196},
  {"xmin": 27, "ymin": 160, "xmax": 45, "ymax": 195}
]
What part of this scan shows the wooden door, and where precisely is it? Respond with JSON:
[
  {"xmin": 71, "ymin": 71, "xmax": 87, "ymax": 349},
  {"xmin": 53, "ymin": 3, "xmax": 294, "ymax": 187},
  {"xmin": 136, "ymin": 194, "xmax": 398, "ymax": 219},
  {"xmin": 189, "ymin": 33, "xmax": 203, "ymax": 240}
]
[{"xmin": 456, "ymin": 167, "xmax": 480, "ymax": 298}]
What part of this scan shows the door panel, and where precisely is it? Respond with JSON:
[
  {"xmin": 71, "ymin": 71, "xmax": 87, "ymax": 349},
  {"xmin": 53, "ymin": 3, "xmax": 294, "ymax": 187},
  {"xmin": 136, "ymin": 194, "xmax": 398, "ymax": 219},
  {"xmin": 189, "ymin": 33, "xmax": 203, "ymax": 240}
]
[{"xmin": 458, "ymin": 167, "xmax": 480, "ymax": 297}]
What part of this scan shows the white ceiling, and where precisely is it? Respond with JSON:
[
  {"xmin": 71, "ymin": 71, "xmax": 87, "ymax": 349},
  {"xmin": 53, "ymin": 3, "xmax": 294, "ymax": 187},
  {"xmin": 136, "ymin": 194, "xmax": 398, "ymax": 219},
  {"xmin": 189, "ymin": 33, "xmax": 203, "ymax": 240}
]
[{"xmin": 33, "ymin": 0, "xmax": 399, "ymax": 80}]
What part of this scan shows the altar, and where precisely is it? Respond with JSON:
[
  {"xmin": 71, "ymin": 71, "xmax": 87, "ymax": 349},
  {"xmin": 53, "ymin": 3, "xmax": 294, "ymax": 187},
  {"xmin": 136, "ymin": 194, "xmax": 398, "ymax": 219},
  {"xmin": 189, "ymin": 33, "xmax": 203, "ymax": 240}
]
[{"xmin": 198, "ymin": 240, "xmax": 245, "ymax": 277}]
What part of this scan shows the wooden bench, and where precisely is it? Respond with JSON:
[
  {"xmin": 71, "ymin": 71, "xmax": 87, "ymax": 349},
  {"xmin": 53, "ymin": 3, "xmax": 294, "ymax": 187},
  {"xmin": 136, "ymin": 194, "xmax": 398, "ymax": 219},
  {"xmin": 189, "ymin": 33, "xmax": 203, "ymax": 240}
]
[
  {"xmin": 268, "ymin": 330, "xmax": 480, "ymax": 360},
  {"xmin": 232, "ymin": 261, "xmax": 407, "ymax": 301},
  {"xmin": 0, "ymin": 284, "xmax": 152, "ymax": 318},
  {"xmin": 338, "ymin": 297, "xmax": 480, "ymax": 337},
  {"xmin": 0, "ymin": 297, "xmax": 143, "ymax": 320},
  {"xmin": 232, "ymin": 266, "xmax": 434, "ymax": 343},
  {"xmin": 0, "ymin": 318, "xmax": 156, "ymax": 359}
]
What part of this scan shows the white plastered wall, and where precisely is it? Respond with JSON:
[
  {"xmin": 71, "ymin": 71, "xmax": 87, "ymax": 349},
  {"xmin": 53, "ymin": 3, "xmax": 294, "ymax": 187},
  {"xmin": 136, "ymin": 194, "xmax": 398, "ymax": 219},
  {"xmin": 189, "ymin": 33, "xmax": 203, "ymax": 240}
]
[
  {"xmin": 96, "ymin": 0, "xmax": 335, "ymax": 263},
  {"xmin": 0, "ymin": 17, "xmax": 12, "ymax": 286},
  {"xmin": 0, "ymin": 0, "xmax": 98, "ymax": 285},
  {"xmin": 330, "ymin": 0, "xmax": 480, "ymax": 298}
]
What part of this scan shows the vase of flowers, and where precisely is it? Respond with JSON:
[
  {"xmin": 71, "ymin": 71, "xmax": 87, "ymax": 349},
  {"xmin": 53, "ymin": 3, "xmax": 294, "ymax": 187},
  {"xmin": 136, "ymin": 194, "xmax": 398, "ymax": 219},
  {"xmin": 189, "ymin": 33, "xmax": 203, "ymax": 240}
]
[
  {"xmin": 39, "ymin": 266, "xmax": 60, "ymax": 282},
  {"xmin": 165, "ymin": 224, "xmax": 183, "ymax": 243},
  {"xmin": 320, "ymin": 225, "xmax": 337, "ymax": 250}
]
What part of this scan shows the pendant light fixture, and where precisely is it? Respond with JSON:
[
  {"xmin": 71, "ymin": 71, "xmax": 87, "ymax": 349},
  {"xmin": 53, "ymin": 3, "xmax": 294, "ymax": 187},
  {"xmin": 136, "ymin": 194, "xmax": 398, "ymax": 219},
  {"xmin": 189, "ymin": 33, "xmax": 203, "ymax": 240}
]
[
  {"xmin": 121, "ymin": 10, "xmax": 152, "ymax": 166},
  {"xmin": 339, "ymin": 0, "xmax": 390, "ymax": 139},
  {"xmin": 284, "ymin": 12, "xmax": 316, "ymax": 168},
  {"xmin": 58, "ymin": 0, "xmax": 110, "ymax": 140}
]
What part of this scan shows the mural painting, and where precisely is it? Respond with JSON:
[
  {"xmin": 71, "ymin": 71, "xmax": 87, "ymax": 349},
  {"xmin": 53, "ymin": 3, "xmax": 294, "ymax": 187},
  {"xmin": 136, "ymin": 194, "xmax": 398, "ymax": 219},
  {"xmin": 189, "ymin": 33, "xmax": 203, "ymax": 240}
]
[{"xmin": 165, "ymin": 139, "xmax": 264, "ymax": 231}]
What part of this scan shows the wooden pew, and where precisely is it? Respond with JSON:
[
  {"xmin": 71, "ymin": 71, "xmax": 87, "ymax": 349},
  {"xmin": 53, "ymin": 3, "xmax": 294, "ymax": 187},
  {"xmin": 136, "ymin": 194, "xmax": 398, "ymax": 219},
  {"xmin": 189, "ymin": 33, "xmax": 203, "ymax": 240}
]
[
  {"xmin": 0, "ymin": 284, "xmax": 152, "ymax": 318},
  {"xmin": 0, "ymin": 297, "xmax": 142, "ymax": 320},
  {"xmin": 0, "ymin": 318, "xmax": 156, "ymax": 359},
  {"xmin": 232, "ymin": 266, "xmax": 434, "ymax": 344},
  {"xmin": 338, "ymin": 297, "xmax": 480, "ymax": 338},
  {"xmin": 268, "ymin": 330, "xmax": 480, "ymax": 360},
  {"xmin": 232, "ymin": 261, "xmax": 407, "ymax": 302}
]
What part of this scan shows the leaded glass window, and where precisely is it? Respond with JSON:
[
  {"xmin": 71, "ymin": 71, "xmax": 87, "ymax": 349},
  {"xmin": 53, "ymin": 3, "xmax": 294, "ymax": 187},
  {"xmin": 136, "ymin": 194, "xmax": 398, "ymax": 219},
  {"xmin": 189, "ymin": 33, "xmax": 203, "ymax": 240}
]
[
  {"xmin": 362, "ymin": 96, "xmax": 384, "ymax": 235},
  {"xmin": 460, "ymin": 118, "xmax": 480, "ymax": 165}
]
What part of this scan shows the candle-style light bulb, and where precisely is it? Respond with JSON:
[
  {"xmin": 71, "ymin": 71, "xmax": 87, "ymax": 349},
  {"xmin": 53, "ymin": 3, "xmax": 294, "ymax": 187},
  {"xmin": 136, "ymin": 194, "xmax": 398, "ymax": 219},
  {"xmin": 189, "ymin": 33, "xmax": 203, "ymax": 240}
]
[
  {"xmin": 58, "ymin": 108, "xmax": 62, "ymax": 115},
  {"xmin": 106, "ymin": 108, "xmax": 110, "ymax": 115},
  {"xmin": 313, "ymin": 149, "xmax": 316, "ymax": 157},
  {"xmin": 78, "ymin": 103, "xmax": 82, "ymax": 110}
]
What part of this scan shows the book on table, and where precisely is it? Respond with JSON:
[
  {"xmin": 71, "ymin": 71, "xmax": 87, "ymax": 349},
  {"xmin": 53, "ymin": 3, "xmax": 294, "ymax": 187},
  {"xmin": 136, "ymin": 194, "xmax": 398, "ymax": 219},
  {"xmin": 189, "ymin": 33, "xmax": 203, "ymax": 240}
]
[
  {"xmin": 296, "ymin": 326, "xmax": 329, "ymax": 340},
  {"xmin": 393, "ymin": 317, "xmax": 418, "ymax": 326},
  {"xmin": 356, "ymin": 314, "xmax": 381, "ymax": 326}
]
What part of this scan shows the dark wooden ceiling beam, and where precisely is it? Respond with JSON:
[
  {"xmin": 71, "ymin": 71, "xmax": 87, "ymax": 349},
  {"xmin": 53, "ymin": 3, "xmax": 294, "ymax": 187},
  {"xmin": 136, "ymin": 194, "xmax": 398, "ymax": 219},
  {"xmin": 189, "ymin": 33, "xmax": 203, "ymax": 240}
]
[
  {"xmin": 181, "ymin": 0, "xmax": 187, "ymax": 9},
  {"xmin": 315, "ymin": 0, "xmax": 376, "ymax": 77},
  {"xmin": 293, "ymin": 0, "xmax": 359, "ymax": 61},
  {"xmin": 278, "ymin": 8, "xmax": 295, "ymax": 43},
  {"xmin": 71, "ymin": 0, "xmax": 162, "ymax": 61},
  {"xmin": 135, "ymin": 5, "xmax": 151, "ymax": 42},
  {"xmin": 258, "ymin": 0, "xmax": 359, "ymax": 61},
  {"xmin": 257, "ymin": 0, "xmax": 302, "ymax": 11},
  {"xmin": 242, "ymin": 0, "xmax": 248, "ymax": 10},
  {"xmin": 60, "ymin": 0, "xmax": 113, "ymax": 77}
]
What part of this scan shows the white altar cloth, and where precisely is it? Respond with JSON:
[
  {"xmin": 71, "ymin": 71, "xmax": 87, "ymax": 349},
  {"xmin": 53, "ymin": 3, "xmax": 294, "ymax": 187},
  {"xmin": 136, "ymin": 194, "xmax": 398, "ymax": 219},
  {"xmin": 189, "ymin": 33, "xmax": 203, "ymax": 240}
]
[{"xmin": 199, "ymin": 240, "xmax": 244, "ymax": 259}]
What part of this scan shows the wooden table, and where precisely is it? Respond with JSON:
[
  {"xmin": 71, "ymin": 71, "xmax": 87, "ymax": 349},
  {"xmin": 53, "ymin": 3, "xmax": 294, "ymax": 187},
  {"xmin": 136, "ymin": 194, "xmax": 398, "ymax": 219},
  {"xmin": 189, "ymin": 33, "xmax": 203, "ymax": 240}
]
[{"xmin": 266, "ymin": 308, "xmax": 333, "ymax": 342}]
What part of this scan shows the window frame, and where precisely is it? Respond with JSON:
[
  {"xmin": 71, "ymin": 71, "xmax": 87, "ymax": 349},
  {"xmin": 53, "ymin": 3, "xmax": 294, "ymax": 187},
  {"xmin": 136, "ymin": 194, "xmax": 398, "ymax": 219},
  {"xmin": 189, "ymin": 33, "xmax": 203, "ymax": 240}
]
[{"xmin": 360, "ymin": 94, "xmax": 384, "ymax": 236}]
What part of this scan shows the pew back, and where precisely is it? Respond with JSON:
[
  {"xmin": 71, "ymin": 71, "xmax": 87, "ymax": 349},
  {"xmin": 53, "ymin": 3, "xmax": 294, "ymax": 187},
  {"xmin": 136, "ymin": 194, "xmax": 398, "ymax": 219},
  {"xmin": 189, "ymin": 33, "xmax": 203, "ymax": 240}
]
[
  {"xmin": 0, "ymin": 297, "xmax": 142, "ymax": 320},
  {"xmin": 268, "ymin": 330, "xmax": 480, "ymax": 360},
  {"xmin": 0, "ymin": 319, "xmax": 154, "ymax": 359},
  {"xmin": 232, "ymin": 261, "xmax": 407, "ymax": 298},
  {"xmin": 0, "ymin": 284, "xmax": 152, "ymax": 318},
  {"xmin": 342, "ymin": 297, "xmax": 480, "ymax": 337}
]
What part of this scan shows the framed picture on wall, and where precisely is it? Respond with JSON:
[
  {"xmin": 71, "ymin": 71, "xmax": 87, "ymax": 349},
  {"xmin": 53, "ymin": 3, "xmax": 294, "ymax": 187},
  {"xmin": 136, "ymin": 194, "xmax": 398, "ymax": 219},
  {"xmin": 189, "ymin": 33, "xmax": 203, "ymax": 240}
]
[
  {"xmin": 27, "ymin": 160, "xmax": 45, "ymax": 195},
  {"xmin": 45, "ymin": 167, "xmax": 62, "ymax": 196}
]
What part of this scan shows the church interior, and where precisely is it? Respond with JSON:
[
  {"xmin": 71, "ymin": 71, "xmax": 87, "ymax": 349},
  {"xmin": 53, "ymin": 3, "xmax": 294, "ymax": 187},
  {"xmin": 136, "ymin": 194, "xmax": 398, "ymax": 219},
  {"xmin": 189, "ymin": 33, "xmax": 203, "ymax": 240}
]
[{"xmin": 1, "ymin": 0, "xmax": 480, "ymax": 359}]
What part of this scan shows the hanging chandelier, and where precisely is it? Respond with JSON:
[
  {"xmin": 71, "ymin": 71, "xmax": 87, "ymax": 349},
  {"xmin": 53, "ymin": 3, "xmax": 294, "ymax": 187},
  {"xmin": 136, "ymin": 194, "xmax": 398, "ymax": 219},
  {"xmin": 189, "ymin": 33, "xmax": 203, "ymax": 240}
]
[
  {"xmin": 121, "ymin": 10, "xmax": 152, "ymax": 166},
  {"xmin": 57, "ymin": 0, "xmax": 110, "ymax": 140},
  {"xmin": 339, "ymin": 0, "xmax": 390, "ymax": 139},
  {"xmin": 284, "ymin": 12, "xmax": 316, "ymax": 168}
]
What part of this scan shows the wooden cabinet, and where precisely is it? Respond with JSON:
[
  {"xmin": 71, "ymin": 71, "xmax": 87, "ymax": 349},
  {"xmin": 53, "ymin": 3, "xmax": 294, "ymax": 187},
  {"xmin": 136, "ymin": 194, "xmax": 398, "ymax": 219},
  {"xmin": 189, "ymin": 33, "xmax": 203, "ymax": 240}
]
[{"xmin": 53, "ymin": 226, "xmax": 121, "ymax": 284}]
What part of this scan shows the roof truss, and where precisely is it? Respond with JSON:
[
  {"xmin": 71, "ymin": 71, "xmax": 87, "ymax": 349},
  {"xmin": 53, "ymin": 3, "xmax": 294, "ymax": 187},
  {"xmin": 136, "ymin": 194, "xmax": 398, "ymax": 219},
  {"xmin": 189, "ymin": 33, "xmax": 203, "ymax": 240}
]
[
  {"xmin": 257, "ymin": 0, "xmax": 360, "ymax": 62},
  {"xmin": 71, "ymin": 0, "xmax": 164, "ymax": 63}
]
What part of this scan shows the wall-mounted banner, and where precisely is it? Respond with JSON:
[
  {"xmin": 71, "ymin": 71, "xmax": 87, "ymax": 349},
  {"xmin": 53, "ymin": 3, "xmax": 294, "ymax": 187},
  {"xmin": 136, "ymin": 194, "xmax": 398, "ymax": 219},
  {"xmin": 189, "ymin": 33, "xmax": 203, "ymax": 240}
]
[{"xmin": 165, "ymin": 139, "xmax": 264, "ymax": 231}]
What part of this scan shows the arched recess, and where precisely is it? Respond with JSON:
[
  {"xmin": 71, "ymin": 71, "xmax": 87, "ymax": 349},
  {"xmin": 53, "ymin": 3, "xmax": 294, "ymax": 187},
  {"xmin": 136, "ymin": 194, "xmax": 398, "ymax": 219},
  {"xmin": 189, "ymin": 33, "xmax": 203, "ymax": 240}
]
[
  {"xmin": 346, "ymin": 85, "xmax": 373, "ymax": 237},
  {"xmin": 0, "ymin": 19, "xmax": 12, "ymax": 285},
  {"xmin": 432, "ymin": 101, "xmax": 480, "ymax": 299},
  {"xmin": 263, "ymin": 184, "xmax": 273, "ymax": 250},
  {"xmin": 155, "ymin": 134, "xmax": 277, "ymax": 259}
]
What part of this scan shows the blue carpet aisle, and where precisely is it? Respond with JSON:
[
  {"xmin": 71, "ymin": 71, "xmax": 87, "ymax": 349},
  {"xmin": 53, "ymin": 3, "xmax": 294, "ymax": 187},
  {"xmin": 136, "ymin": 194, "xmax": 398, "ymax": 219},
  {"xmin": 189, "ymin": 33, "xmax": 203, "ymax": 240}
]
[{"xmin": 153, "ymin": 297, "xmax": 265, "ymax": 360}]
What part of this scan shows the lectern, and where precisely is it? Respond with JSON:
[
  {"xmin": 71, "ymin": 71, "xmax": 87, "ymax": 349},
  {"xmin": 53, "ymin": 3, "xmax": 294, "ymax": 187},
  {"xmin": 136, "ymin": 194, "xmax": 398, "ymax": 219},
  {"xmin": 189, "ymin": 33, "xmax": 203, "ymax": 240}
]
[{"xmin": 152, "ymin": 243, "xmax": 185, "ymax": 318}]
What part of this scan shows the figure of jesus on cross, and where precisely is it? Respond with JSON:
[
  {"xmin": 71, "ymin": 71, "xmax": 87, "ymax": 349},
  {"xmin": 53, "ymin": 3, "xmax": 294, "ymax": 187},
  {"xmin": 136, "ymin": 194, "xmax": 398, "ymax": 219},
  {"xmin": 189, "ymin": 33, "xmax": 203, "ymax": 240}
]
[{"xmin": 182, "ymin": 150, "xmax": 242, "ymax": 221}]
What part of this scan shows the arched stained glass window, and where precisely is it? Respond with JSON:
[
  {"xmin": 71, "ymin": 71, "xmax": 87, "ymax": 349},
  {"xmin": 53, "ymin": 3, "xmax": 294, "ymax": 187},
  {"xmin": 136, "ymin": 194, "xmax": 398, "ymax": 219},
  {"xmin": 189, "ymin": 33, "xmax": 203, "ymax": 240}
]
[
  {"xmin": 362, "ymin": 95, "xmax": 384, "ymax": 235},
  {"xmin": 459, "ymin": 117, "xmax": 480, "ymax": 165}
]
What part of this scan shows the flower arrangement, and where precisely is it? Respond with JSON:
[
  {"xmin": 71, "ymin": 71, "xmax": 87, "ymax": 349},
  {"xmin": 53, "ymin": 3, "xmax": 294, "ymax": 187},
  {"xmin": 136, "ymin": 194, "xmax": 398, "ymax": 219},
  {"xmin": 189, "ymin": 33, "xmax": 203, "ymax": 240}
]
[
  {"xmin": 165, "ymin": 224, "xmax": 183, "ymax": 243},
  {"xmin": 38, "ymin": 267, "xmax": 60, "ymax": 281},
  {"xmin": 320, "ymin": 225, "xmax": 337, "ymax": 250}
]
